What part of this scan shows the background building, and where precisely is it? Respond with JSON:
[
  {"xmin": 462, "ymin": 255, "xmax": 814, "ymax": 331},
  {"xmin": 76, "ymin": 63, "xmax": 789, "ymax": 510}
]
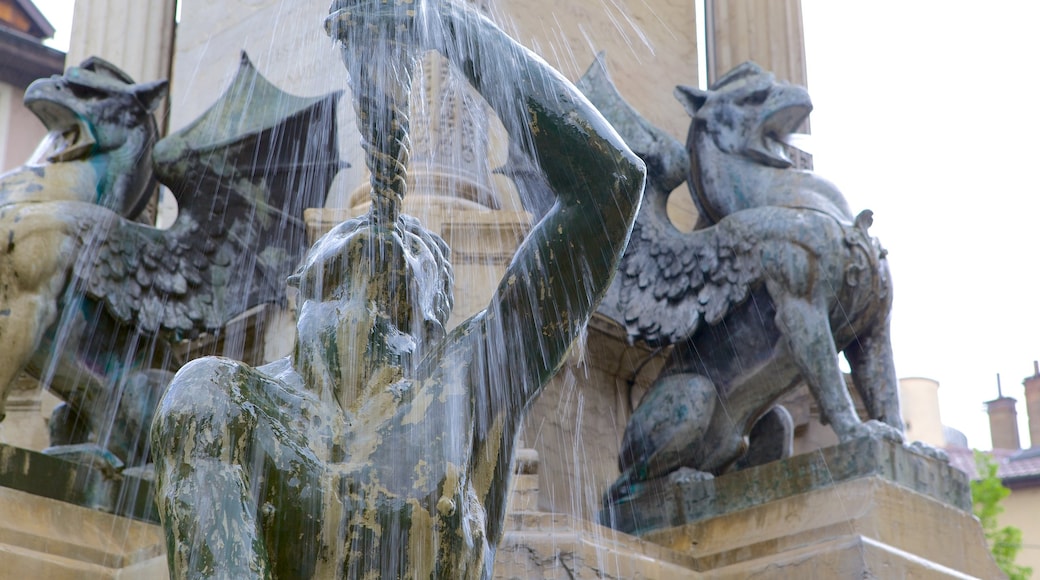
[
  {"xmin": 942, "ymin": 362, "xmax": 1040, "ymax": 571},
  {"xmin": 0, "ymin": 0, "xmax": 63, "ymax": 171},
  {"xmin": 0, "ymin": 1, "xmax": 1004, "ymax": 577}
]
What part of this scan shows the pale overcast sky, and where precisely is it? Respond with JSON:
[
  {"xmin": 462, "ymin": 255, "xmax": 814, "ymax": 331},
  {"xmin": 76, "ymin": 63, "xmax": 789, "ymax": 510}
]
[
  {"xmin": 33, "ymin": 0, "xmax": 1040, "ymax": 450},
  {"xmin": 33, "ymin": 0, "xmax": 72, "ymax": 50},
  {"xmin": 802, "ymin": 0, "xmax": 1040, "ymax": 450}
]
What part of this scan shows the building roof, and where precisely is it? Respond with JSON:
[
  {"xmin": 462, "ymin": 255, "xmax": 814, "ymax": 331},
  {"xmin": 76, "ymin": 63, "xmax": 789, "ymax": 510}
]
[
  {"xmin": 0, "ymin": 0, "xmax": 55, "ymax": 40},
  {"xmin": 0, "ymin": 0, "xmax": 63, "ymax": 89},
  {"xmin": 946, "ymin": 446, "xmax": 1040, "ymax": 489},
  {"xmin": 0, "ymin": 24, "xmax": 63, "ymax": 89}
]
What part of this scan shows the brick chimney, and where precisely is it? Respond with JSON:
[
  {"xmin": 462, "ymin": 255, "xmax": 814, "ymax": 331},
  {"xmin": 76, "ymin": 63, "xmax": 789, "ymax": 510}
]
[
  {"xmin": 1024, "ymin": 361, "xmax": 1040, "ymax": 448},
  {"xmin": 986, "ymin": 374, "xmax": 1021, "ymax": 450}
]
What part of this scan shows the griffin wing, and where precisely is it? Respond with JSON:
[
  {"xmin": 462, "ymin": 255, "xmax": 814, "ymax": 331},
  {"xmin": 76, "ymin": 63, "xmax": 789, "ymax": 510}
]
[
  {"xmin": 614, "ymin": 212, "xmax": 762, "ymax": 346},
  {"xmin": 79, "ymin": 53, "xmax": 344, "ymax": 336},
  {"xmin": 581, "ymin": 54, "xmax": 760, "ymax": 346},
  {"xmin": 576, "ymin": 53, "xmax": 689, "ymax": 195}
]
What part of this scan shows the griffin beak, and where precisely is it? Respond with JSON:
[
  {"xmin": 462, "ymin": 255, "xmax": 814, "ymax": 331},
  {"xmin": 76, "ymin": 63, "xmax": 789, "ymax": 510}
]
[
  {"xmin": 24, "ymin": 92, "xmax": 97, "ymax": 163},
  {"xmin": 750, "ymin": 87, "xmax": 812, "ymax": 168}
]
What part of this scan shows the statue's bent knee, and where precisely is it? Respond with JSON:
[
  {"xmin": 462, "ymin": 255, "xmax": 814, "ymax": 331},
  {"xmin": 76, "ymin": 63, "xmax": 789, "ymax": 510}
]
[{"xmin": 152, "ymin": 357, "xmax": 248, "ymax": 444}]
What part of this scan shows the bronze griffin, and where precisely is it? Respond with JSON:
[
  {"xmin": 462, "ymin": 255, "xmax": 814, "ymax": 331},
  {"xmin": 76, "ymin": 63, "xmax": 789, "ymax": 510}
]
[
  {"xmin": 0, "ymin": 55, "xmax": 342, "ymax": 468},
  {"xmin": 591, "ymin": 61, "xmax": 909, "ymax": 511}
]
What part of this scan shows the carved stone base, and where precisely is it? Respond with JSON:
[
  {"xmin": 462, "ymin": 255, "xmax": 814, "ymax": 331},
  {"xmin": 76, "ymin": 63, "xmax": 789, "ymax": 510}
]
[
  {"xmin": 494, "ymin": 512, "xmax": 699, "ymax": 579},
  {"xmin": 0, "ymin": 440, "xmax": 999, "ymax": 578},
  {"xmin": 0, "ymin": 486, "xmax": 165, "ymax": 579},
  {"xmin": 0, "ymin": 443, "xmax": 697, "ymax": 580},
  {"xmin": 494, "ymin": 449, "xmax": 700, "ymax": 579},
  {"xmin": 602, "ymin": 438, "xmax": 1001, "ymax": 579}
]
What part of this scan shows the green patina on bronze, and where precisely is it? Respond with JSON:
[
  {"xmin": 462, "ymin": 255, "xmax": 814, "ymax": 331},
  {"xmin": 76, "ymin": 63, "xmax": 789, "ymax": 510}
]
[
  {"xmin": 592, "ymin": 61, "xmax": 935, "ymax": 519},
  {"xmin": 604, "ymin": 437, "xmax": 972, "ymax": 536},
  {"xmin": 0, "ymin": 54, "xmax": 342, "ymax": 470},
  {"xmin": 151, "ymin": 1, "xmax": 644, "ymax": 578}
]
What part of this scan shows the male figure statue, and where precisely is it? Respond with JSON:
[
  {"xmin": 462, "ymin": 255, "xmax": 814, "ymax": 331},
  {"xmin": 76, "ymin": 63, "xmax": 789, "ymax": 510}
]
[{"xmin": 150, "ymin": 1, "xmax": 645, "ymax": 578}]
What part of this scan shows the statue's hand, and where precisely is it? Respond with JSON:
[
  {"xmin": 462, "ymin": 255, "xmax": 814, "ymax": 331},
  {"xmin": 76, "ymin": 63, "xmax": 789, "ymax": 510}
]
[
  {"xmin": 325, "ymin": 0, "xmax": 428, "ymax": 52},
  {"xmin": 326, "ymin": 1, "xmax": 491, "ymax": 58},
  {"xmin": 326, "ymin": 0, "xmax": 435, "ymax": 102}
]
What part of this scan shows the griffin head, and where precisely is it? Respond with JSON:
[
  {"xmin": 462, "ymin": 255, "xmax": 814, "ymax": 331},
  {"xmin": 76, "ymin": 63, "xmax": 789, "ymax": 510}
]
[
  {"xmin": 24, "ymin": 57, "xmax": 167, "ymax": 218},
  {"xmin": 675, "ymin": 62, "xmax": 810, "ymax": 169}
]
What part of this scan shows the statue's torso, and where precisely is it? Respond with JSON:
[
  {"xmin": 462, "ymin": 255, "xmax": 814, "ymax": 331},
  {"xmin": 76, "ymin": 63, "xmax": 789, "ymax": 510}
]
[{"xmin": 256, "ymin": 347, "xmax": 493, "ymax": 579}]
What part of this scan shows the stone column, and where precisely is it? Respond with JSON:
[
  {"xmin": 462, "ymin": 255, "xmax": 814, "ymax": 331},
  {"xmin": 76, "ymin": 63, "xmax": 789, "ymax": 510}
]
[
  {"xmin": 342, "ymin": 52, "xmax": 508, "ymax": 214},
  {"xmin": 493, "ymin": 0, "xmax": 700, "ymax": 230},
  {"xmin": 495, "ymin": 0, "xmax": 698, "ymax": 143},
  {"xmin": 705, "ymin": 0, "xmax": 811, "ymax": 167},
  {"xmin": 66, "ymin": 0, "xmax": 177, "ymax": 85},
  {"xmin": 705, "ymin": 0, "xmax": 806, "ymax": 86}
]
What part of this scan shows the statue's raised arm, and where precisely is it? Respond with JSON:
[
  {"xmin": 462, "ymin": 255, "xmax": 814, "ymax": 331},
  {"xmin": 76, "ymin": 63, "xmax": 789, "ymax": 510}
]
[
  {"xmin": 422, "ymin": 2, "xmax": 646, "ymax": 393},
  {"xmin": 151, "ymin": 4, "xmax": 643, "ymax": 578}
]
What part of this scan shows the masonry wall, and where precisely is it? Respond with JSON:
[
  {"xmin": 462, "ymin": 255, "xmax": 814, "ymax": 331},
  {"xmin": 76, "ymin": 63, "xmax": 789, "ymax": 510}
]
[{"xmin": 998, "ymin": 485, "xmax": 1040, "ymax": 572}]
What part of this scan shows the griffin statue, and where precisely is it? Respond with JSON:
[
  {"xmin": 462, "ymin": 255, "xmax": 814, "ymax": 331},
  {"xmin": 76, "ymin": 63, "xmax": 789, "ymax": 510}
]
[
  {"xmin": 587, "ymin": 60, "xmax": 909, "ymax": 509},
  {"xmin": 0, "ymin": 54, "xmax": 343, "ymax": 469}
]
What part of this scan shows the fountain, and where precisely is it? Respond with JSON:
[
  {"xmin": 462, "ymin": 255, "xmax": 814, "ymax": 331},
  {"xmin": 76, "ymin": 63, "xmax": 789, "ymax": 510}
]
[
  {"xmin": 0, "ymin": 53, "xmax": 342, "ymax": 472},
  {"xmin": 0, "ymin": 0, "xmax": 1009, "ymax": 578},
  {"xmin": 148, "ymin": 1, "xmax": 644, "ymax": 577}
]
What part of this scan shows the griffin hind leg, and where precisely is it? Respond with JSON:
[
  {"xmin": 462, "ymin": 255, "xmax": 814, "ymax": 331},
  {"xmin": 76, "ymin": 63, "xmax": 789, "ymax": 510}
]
[
  {"xmin": 846, "ymin": 317, "xmax": 950, "ymax": 459},
  {"xmin": 607, "ymin": 372, "xmax": 716, "ymax": 503}
]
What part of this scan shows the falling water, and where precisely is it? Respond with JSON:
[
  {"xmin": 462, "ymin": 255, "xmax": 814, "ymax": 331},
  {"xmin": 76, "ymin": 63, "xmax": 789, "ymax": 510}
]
[
  {"xmin": 151, "ymin": 0, "xmax": 661, "ymax": 577},
  {"xmin": 0, "ymin": 0, "xmax": 946, "ymax": 578}
]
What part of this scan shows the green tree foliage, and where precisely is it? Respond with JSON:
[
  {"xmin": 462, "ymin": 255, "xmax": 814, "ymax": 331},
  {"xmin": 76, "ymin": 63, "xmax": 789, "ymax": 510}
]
[{"xmin": 972, "ymin": 451, "xmax": 1032, "ymax": 580}]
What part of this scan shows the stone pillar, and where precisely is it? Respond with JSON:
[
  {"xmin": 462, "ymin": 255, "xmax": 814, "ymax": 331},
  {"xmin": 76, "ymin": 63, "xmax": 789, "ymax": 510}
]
[
  {"xmin": 409, "ymin": 53, "xmax": 498, "ymax": 206},
  {"xmin": 705, "ymin": 0, "xmax": 811, "ymax": 173},
  {"xmin": 67, "ymin": 1, "xmax": 177, "ymax": 84},
  {"xmin": 493, "ymin": 0, "xmax": 702, "ymax": 230},
  {"xmin": 1023, "ymin": 361, "xmax": 1040, "ymax": 448},
  {"xmin": 705, "ymin": 0, "xmax": 807, "ymax": 86},
  {"xmin": 898, "ymin": 377, "xmax": 945, "ymax": 447},
  {"xmin": 495, "ymin": 0, "xmax": 698, "ymax": 143},
  {"xmin": 986, "ymin": 395, "xmax": 1021, "ymax": 451}
]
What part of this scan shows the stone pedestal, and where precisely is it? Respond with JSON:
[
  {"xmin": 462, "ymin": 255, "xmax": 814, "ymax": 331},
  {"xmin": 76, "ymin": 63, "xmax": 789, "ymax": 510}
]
[
  {"xmin": 0, "ymin": 438, "xmax": 1002, "ymax": 579},
  {"xmin": 0, "ymin": 445, "xmax": 165, "ymax": 579},
  {"xmin": 0, "ymin": 442, "xmax": 698, "ymax": 580},
  {"xmin": 495, "ymin": 512, "xmax": 700, "ymax": 579},
  {"xmin": 648, "ymin": 477, "xmax": 999, "ymax": 579},
  {"xmin": 495, "ymin": 448, "xmax": 701, "ymax": 579},
  {"xmin": 603, "ymin": 438, "xmax": 1002, "ymax": 579},
  {"xmin": 521, "ymin": 316, "xmax": 666, "ymax": 520},
  {"xmin": 0, "ymin": 487, "xmax": 166, "ymax": 579},
  {"xmin": 0, "ymin": 373, "xmax": 56, "ymax": 451}
]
